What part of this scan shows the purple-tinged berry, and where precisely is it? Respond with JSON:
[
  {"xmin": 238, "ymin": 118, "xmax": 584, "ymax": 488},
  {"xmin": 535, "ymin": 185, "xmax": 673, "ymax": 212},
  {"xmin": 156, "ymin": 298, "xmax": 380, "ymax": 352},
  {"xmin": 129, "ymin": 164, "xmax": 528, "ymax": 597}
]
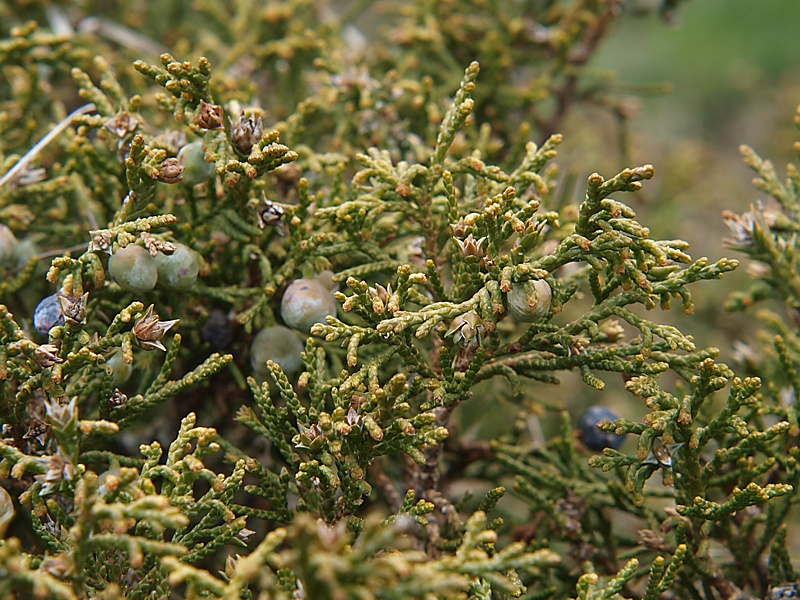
[
  {"xmin": 281, "ymin": 278, "xmax": 337, "ymax": 333},
  {"xmin": 251, "ymin": 326, "xmax": 304, "ymax": 376},
  {"xmin": 154, "ymin": 244, "xmax": 199, "ymax": 290},
  {"xmin": 767, "ymin": 583, "xmax": 798, "ymax": 600},
  {"xmin": 108, "ymin": 244, "xmax": 158, "ymax": 292},
  {"xmin": 33, "ymin": 294, "xmax": 65, "ymax": 335},
  {"xmin": 578, "ymin": 405, "xmax": 626, "ymax": 450}
]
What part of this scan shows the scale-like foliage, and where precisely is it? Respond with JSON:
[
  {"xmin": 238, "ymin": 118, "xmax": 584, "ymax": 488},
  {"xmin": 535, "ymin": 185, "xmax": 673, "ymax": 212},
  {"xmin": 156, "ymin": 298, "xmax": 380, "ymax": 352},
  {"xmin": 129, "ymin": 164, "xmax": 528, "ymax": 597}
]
[{"xmin": 0, "ymin": 1, "xmax": 797, "ymax": 598}]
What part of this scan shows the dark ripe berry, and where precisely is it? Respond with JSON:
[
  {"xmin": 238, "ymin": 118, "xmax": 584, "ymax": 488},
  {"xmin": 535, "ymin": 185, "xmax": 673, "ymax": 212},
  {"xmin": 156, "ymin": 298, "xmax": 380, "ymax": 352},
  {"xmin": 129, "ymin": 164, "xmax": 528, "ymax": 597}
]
[
  {"xmin": 154, "ymin": 244, "xmax": 199, "ymax": 290},
  {"xmin": 200, "ymin": 310, "xmax": 234, "ymax": 350},
  {"xmin": 767, "ymin": 583, "xmax": 798, "ymax": 600},
  {"xmin": 108, "ymin": 244, "xmax": 158, "ymax": 292},
  {"xmin": 250, "ymin": 325, "xmax": 304, "ymax": 376},
  {"xmin": 33, "ymin": 294, "xmax": 65, "ymax": 335},
  {"xmin": 578, "ymin": 405, "xmax": 626, "ymax": 450},
  {"xmin": 280, "ymin": 278, "xmax": 337, "ymax": 333}
]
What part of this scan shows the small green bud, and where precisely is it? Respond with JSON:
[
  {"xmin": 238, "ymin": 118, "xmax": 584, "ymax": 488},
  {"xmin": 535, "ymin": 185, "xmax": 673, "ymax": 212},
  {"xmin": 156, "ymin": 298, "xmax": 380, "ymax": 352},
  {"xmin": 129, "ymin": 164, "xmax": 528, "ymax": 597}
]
[
  {"xmin": 108, "ymin": 244, "xmax": 158, "ymax": 292},
  {"xmin": 105, "ymin": 349, "xmax": 133, "ymax": 387},
  {"xmin": 154, "ymin": 244, "xmax": 200, "ymax": 290},
  {"xmin": 250, "ymin": 326, "xmax": 304, "ymax": 376},
  {"xmin": 178, "ymin": 141, "xmax": 215, "ymax": 185}
]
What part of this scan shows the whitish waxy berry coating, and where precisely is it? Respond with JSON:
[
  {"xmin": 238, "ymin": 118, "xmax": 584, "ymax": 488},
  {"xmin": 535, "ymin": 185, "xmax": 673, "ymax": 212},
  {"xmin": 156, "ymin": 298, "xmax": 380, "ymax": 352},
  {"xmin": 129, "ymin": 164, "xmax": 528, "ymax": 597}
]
[
  {"xmin": 105, "ymin": 349, "xmax": 132, "ymax": 387},
  {"xmin": 0, "ymin": 485, "xmax": 14, "ymax": 537},
  {"xmin": 178, "ymin": 141, "xmax": 215, "ymax": 185},
  {"xmin": 108, "ymin": 244, "xmax": 158, "ymax": 292},
  {"xmin": 251, "ymin": 326, "xmax": 305, "ymax": 376},
  {"xmin": 154, "ymin": 244, "xmax": 199, "ymax": 290},
  {"xmin": 313, "ymin": 270, "xmax": 338, "ymax": 291},
  {"xmin": 507, "ymin": 279, "xmax": 551, "ymax": 322},
  {"xmin": 33, "ymin": 294, "xmax": 65, "ymax": 334},
  {"xmin": 578, "ymin": 405, "xmax": 626, "ymax": 450},
  {"xmin": 13, "ymin": 237, "xmax": 39, "ymax": 266},
  {"xmin": 281, "ymin": 278, "xmax": 338, "ymax": 333},
  {"xmin": 0, "ymin": 224, "xmax": 18, "ymax": 267}
]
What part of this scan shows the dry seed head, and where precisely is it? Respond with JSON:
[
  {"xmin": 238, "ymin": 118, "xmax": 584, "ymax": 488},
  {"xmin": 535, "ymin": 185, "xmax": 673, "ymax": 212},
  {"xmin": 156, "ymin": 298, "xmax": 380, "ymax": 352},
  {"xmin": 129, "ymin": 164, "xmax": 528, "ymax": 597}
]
[
  {"xmin": 229, "ymin": 114, "xmax": 264, "ymax": 155},
  {"xmin": 103, "ymin": 111, "xmax": 139, "ymax": 139},
  {"xmin": 140, "ymin": 232, "xmax": 176, "ymax": 257},
  {"xmin": 156, "ymin": 157, "xmax": 184, "ymax": 183},
  {"xmin": 195, "ymin": 99, "xmax": 224, "ymax": 130},
  {"xmin": 133, "ymin": 305, "xmax": 179, "ymax": 351},
  {"xmin": 23, "ymin": 419, "xmax": 50, "ymax": 445},
  {"xmin": 44, "ymin": 395, "xmax": 77, "ymax": 427},
  {"xmin": 454, "ymin": 233, "xmax": 486, "ymax": 257},
  {"xmin": 109, "ymin": 388, "xmax": 128, "ymax": 407},
  {"xmin": 89, "ymin": 229, "xmax": 113, "ymax": 254},
  {"xmin": 256, "ymin": 197, "xmax": 285, "ymax": 230},
  {"xmin": 34, "ymin": 344, "xmax": 63, "ymax": 368},
  {"xmin": 445, "ymin": 311, "xmax": 485, "ymax": 347},
  {"xmin": 58, "ymin": 292, "xmax": 89, "ymax": 325}
]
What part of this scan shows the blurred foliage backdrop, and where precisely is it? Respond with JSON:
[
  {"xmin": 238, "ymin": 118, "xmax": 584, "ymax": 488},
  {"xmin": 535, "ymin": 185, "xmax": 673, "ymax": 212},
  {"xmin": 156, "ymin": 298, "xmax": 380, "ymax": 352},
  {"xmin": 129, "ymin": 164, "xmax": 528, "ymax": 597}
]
[
  {"xmin": 545, "ymin": 0, "xmax": 800, "ymax": 426},
  {"xmin": 590, "ymin": 0, "xmax": 800, "ymax": 265},
  {"xmin": 333, "ymin": 0, "xmax": 800, "ymax": 493},
  {"xmin": 3, "ymin": 0, "xmax": 800, "ymax": 596}
]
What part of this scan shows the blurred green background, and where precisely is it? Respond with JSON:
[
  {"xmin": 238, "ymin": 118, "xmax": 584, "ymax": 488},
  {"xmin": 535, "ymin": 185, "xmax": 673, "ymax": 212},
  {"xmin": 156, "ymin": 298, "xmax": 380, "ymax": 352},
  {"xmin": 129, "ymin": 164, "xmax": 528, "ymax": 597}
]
[
  {"xmin": 587, "ymin": 0, "xmax": 800, "ymax": 354},
  {"xmin": 462, "ymin": 0, "xmax": 800, "ymax": 442}
]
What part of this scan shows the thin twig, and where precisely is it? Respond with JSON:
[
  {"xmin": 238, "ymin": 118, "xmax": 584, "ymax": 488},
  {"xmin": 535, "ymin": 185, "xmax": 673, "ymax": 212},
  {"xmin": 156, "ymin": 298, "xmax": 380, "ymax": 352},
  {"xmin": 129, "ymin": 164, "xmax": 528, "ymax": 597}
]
[
  {"xmin": 0, "ymin": 103, "xmax": 97, "ymax": 188},
  {"xmin": 369, "ymin": 460, "xmax": 403, "ymax": 513}
]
